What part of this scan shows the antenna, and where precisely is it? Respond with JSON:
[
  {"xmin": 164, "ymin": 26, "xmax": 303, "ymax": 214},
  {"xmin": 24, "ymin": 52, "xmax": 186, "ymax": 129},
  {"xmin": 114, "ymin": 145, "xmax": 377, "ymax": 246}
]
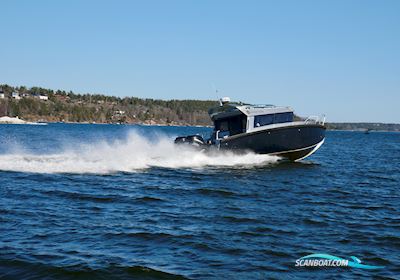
[
  {"xmin": 211, "ymin": 83, "xmax": 223, "ymax": 106},
  {"xmin": 211, "ymin": 83, "xmax": 219, "ymax": 98}
]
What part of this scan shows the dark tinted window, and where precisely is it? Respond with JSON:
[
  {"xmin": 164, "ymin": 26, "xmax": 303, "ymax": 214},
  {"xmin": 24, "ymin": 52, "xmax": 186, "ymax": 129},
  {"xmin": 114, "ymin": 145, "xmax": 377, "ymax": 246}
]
[
  {"xmin": 254, "ymin": 112, "xmax": 293, "ymax": 127},
  {"xmin": 229, "ymin": 115, "xmax": 244, "ymax": 135},
  {"xmin": 214, "ymin": 114, "xmax": 247, "ymax": 136},
  {"xmin": 254, "ymin": 114, "xmax": 273, "ymax": 127},
  {"xmin": 274, "ymin": 112, "xmax": 293, "ymax": 123},
  {"xmin": 218, "ymin": 121, "xmax": 229, "ymax": 131}
]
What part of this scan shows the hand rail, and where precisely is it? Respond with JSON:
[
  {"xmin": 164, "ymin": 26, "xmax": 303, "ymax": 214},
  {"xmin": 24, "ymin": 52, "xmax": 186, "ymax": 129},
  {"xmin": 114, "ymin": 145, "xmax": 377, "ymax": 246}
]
[
  {"xmin": 304, "ymin": 114, "xmax": 326, "ymax": 125},
  {"xmin": 215, "ymin": 130, "xmax": 220, "ymax": 140}
]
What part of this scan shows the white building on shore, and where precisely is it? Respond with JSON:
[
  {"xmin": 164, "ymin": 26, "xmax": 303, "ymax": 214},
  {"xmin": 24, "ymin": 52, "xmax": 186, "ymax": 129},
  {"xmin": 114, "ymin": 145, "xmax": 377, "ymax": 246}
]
[
  {"xmin": 0, "ymin": 88, "xmax": 5, "ymax": 99},
  {"xmin": 12, "ymin": 92, "xmax": 21, "ymax": 100}
]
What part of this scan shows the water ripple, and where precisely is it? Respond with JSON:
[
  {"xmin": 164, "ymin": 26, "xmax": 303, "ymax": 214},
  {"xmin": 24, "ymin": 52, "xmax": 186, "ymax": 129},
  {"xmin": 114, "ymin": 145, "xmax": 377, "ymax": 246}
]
[{"xmin": 0, "ymin": 126, "xmax": 399, "ymax": 279}]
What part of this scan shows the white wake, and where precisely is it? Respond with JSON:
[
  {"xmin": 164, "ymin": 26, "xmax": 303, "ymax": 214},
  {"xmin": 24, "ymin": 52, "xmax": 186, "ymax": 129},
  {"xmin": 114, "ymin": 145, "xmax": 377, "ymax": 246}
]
[{"xmin": 0, "ymin": 131, "xmax": 279, "ymax": 174}]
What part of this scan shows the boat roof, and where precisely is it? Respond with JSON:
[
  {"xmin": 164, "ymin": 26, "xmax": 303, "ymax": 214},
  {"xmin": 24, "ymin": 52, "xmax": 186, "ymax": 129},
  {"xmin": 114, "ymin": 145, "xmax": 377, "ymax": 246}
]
[{"xmin": 208, "ymin": 103, "xmax": 293, "ymax": 120}]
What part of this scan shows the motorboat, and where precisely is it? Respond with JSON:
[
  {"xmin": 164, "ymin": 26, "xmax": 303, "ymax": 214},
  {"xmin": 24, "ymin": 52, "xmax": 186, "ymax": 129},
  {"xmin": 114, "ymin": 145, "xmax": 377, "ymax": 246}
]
[{"xmin": 174, "ymin": 97, "xmax": 326, "ymax": 161}]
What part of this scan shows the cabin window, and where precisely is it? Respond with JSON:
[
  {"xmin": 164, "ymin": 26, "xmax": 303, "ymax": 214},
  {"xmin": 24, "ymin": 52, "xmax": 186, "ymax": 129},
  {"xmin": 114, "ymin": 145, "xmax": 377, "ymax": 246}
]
[
  {"xmin": 215, "ymin": 114, "xmax": 247, "ymax": 137},
  {"xmin": 274, "ymin": 112, "xmax": 293, "ymax": 123},
  {"xmin": 254, "ymin": 114, "xmax": 273, "ymax": 127},
  {"xmin": 254, "ymin": 112, "xmax": 293, "ymax": 127},
  {"xmin": 229, "ymin": 115, "xmax": 244, "ymax": 135},
  {"xmin": 219, "ymin": 120, "xmax": 229, "ymax": 131}
]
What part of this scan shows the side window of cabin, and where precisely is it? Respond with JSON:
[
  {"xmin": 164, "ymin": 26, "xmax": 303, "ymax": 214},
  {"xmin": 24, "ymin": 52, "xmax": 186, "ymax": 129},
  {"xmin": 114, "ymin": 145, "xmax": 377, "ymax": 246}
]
[
  {"xmin": 254, "ymin": 114, "xmax": 273, "ymax": 127},
  {"xmin": 229, "ymin": 116, "xmax": 243, "ymax": 135},
  {"xmin": 274, "ymin": 112, "xmax": 293, "ymax": 123},
  {"xmin": 254, "ymin": 112, "xmax": 294, "ymax": 127},
  {"xmin": 215, "ymin": 115, "xmax": 246, "ymax": 137},
  {"xmin": 219, "ymin": 121, "xmax": 229, "ymax": 131}
]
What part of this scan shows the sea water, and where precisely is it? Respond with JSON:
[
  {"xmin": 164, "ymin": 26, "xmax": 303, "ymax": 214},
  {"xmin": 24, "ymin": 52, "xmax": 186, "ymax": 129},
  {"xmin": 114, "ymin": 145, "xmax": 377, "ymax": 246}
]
[{"xmin": 0, "ymin": 124, "xmax": 399, "ymax": 279}]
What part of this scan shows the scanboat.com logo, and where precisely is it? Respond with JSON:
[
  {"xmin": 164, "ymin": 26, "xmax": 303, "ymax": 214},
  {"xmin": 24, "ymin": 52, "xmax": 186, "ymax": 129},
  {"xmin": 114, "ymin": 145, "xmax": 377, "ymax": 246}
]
[{"xmin": 295, "ymin": 254, "xmax": 385, "ymax": 269}]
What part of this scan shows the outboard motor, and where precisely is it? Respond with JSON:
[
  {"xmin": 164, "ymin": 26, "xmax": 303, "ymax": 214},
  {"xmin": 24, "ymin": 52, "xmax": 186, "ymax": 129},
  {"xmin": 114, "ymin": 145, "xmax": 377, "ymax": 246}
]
[{"xmin": 174, "ymin": 134, "xmax": 206, "ymax": 148}]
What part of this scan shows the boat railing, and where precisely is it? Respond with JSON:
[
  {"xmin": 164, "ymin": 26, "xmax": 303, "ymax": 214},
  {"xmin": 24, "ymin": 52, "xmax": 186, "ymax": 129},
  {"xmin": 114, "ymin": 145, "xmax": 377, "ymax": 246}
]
[
  {"xmin": 304, "ymin": 115, "xmax": 326, "ymax": 125},
  {"xmin": 215, "ymin": 130, "xmax": 230, "ymax": 140},
  {"xmin": 215, "ymin": 130, "xmax": 222, "ymax": 149}
]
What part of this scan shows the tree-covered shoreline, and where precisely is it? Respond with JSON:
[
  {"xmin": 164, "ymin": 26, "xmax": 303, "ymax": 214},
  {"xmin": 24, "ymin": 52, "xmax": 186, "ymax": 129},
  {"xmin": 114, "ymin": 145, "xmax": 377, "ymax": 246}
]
[
  {"xmin": 0, "ymin": 84, "xmax": 217, "ymax": 126},
  {"xmin": 0, "ymin": 84, "xmax": 399, "ymax": 131}
]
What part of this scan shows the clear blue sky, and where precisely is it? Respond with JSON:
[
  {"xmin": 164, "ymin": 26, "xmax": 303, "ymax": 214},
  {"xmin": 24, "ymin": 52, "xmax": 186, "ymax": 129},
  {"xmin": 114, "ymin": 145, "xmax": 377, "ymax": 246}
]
[{"xmin": 1, "ymin": 0, "xmax": 399, "ymax": 122}]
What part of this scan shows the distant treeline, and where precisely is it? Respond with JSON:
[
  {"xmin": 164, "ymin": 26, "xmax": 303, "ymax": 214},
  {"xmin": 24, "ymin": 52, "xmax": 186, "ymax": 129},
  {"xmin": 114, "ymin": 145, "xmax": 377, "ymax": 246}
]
[
  {"xmin": 0, "ymin": 84, "xmax": 399, "ymax": 130},
  {"xmin": 326, "ymin": 122, "xmax": 400, "ymax": 132},
  {"xmin": 0, "ymin": 84, "xmax": 218, "ymax": 125}
]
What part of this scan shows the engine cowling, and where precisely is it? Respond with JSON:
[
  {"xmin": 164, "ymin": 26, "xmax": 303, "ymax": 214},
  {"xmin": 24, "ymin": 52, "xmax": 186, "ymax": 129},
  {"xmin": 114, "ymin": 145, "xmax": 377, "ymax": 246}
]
[{"xmin": 174, "ymin": 135, "xmax": 206, "ymax": 147}]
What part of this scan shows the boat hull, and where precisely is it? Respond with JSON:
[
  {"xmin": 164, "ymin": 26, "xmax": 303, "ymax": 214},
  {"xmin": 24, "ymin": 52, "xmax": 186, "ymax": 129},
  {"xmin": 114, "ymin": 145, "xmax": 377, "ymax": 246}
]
[{"xmin": 219, "ymin": 124, "xmax": 326, "ymax": 161}]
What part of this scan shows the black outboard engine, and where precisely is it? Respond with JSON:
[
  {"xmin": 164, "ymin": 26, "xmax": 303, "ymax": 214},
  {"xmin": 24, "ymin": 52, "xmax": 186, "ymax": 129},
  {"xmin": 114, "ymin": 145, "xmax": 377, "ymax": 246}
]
[{"xmin": 174, "ymin": 134, "xmax": 206, "ymax": 148}]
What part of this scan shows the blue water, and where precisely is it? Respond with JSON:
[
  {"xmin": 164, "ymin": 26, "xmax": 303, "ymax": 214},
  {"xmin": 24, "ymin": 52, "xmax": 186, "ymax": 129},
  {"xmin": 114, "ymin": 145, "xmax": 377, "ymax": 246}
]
[{"xmin": 0, "ymin": 124, "xmax": 399, "ymax": 279}]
